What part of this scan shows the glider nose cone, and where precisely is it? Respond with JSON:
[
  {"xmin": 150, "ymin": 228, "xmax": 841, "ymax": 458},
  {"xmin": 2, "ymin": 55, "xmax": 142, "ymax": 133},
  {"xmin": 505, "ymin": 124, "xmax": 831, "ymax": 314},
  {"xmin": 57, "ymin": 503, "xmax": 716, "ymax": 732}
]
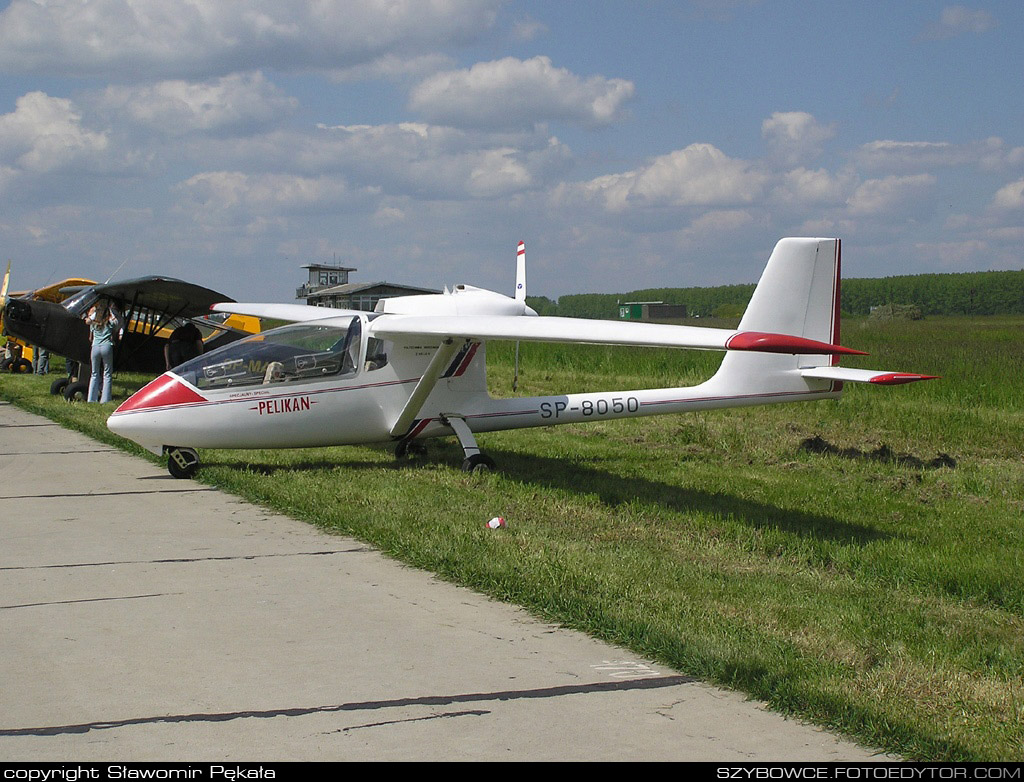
[
  {"xmin": 108, "ymin": 374, "xmax": 206, "ymax": 446},
  {"xmin": 113, "ymin": 373, "xmax": 205, "ymax": 415}
]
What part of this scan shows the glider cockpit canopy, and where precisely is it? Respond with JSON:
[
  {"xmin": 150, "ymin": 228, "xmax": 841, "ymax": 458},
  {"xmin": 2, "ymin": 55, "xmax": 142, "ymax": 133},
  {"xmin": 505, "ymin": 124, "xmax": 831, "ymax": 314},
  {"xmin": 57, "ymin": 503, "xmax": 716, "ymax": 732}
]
[{"xmin": 172, "ymin": 317, "xmax": 375, "ymax": 391}]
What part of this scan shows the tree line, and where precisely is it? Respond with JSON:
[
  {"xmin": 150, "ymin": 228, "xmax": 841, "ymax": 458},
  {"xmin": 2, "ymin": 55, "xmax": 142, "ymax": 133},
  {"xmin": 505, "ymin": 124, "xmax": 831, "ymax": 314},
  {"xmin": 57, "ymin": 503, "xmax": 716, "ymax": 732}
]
[{"xmin": 528, "ymin": 268, "xmax": 1024, "ymax": 320}]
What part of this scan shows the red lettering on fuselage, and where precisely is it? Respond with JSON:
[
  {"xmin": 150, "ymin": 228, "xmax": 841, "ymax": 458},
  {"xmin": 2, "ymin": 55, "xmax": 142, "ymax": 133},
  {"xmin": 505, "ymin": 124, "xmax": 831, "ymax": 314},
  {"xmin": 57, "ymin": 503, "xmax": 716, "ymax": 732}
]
[{"xmin": 253, "ymin": 396, "xmax": 313, "ymax": 416}]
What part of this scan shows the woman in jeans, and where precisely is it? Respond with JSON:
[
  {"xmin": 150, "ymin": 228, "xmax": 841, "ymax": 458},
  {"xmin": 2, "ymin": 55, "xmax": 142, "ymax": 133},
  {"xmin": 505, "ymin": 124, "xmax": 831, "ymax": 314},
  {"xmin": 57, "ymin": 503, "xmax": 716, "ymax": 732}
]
[{"xmin": 85, "ymin": 300, "xmax": 118, "ymax": 403}]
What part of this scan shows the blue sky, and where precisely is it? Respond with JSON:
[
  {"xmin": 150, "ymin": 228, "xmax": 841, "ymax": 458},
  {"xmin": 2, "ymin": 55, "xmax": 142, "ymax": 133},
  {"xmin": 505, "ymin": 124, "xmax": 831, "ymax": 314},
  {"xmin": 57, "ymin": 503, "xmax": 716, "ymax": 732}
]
[{"xmin": 1, "ymin": 1, "xmax": 1022, "ymax": 303}]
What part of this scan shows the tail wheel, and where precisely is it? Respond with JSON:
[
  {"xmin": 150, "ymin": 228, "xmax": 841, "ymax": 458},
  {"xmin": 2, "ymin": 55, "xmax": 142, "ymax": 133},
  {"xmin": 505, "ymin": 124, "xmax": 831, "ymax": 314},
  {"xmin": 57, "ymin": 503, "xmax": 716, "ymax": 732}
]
[{"xmin": 167, "ymin": 447, "xmax": 200, "ymax": 479}]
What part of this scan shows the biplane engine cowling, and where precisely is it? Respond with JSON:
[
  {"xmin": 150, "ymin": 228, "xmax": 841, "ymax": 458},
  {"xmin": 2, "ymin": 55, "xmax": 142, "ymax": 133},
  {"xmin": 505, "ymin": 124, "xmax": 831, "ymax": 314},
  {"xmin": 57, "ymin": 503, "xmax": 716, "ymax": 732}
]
[{"xmin": 374, "ymin": 285, "xmax": 537, "ymax": 318}]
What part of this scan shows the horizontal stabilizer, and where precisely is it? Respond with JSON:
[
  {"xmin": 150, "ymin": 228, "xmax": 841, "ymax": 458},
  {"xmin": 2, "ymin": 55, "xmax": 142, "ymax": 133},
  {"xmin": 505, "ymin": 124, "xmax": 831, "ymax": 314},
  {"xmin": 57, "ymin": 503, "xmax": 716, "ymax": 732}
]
[{"xmin": 801, "ymin": 367, "xmax": 939, "ymax": 385}]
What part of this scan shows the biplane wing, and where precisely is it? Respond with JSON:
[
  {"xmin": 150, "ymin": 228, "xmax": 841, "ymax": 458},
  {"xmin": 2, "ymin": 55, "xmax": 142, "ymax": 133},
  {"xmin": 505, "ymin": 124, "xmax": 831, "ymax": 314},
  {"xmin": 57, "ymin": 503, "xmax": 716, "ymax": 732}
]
[{"xmin": 88, "ymin": 276, "xmax": 237, "ymax": 320}]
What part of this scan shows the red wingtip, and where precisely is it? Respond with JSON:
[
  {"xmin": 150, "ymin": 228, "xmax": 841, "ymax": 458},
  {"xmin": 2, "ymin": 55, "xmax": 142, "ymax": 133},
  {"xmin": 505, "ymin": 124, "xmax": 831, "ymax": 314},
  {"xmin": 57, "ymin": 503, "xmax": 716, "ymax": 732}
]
[
  {"xmin": 868, "ymin": 373, "xmax": 941, "ymax": 386},
  {"xmin": 727, "ymin": 331, "xmax": 868, "ymax": 356}
]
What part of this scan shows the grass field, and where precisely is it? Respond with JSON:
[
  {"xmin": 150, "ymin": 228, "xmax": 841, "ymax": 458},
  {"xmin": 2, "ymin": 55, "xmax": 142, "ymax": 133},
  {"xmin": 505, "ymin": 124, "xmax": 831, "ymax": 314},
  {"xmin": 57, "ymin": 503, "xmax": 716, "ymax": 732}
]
[{"xmin": 2, "ymin": 315, "xmax": 1021, "ymax": 760}]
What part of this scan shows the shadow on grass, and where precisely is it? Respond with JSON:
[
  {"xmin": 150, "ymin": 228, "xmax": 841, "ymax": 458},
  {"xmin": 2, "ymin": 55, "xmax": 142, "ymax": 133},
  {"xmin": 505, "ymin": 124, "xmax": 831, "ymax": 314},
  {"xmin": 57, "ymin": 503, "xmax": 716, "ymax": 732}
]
[{"xmin": 210, "ymin": 444, "xmax": 889, "ymax": 547}]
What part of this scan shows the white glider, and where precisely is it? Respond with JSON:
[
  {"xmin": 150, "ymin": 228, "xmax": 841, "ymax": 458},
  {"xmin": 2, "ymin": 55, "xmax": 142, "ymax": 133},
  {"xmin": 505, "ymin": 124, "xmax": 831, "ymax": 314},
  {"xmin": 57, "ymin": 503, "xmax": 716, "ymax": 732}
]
[{"xmin": 108, "ymin": 238, "xmax": 936, "ymax": 477}]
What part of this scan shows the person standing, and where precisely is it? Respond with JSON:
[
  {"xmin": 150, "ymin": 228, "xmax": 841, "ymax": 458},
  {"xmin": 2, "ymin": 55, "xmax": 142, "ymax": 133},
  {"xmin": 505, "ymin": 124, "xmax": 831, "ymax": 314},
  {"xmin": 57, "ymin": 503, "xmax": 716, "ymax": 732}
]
[
  {"xmin": 33, "ymin": 345, "xmax": 49, "ymax": 375},
  {"xmin": 0, "ymin": 340, "xmax": 18, "ymax": 371},
  {"xmin": 85, "ymin": 300, "xmax": 117, "ymax": 403},
  {"xmin": 165, "ymin": 321, "xmax": 204, "ymax": 370}
]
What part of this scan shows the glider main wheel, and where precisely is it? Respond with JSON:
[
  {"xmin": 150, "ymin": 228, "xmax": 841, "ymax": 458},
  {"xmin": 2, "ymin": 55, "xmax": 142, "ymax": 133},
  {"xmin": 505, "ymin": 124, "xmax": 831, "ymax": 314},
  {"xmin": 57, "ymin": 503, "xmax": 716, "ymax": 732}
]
[
  {"xmin": 394, "ymin": 440, "xmax": 427, "ymax": 459},
  {"xmin": 461, "ymin": 453, "xmax": 496, "ymax": 473},
  {"xmin": 63, "ymin": 380, "xmax": 88, "ymax": 402},
  {"xmin": 50, "ymin": 378, "xmax": 69, "ymax": 396},
  {"xmin": 167, "ymin": 447, "xmax": 200, "ymax": 479}
]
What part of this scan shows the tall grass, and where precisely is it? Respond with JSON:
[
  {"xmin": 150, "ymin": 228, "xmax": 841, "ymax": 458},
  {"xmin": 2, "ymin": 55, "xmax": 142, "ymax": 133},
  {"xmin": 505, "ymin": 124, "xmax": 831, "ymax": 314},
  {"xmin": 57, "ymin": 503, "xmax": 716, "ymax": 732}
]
[{"xmin": 2, "ymin": 316, "xmax": 1021, "ymax": 760}]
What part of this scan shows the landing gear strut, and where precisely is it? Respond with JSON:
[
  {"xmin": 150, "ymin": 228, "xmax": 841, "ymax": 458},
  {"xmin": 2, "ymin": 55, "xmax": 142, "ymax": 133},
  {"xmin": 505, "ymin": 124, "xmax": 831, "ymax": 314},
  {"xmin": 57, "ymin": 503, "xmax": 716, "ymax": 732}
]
[
  {"xmin": 166, "ymin": 446, "xmax": 200, "ymax": 479},
  {"xmin": 442, "ymin": 415, "xmax": 496, "ymax": 473}
]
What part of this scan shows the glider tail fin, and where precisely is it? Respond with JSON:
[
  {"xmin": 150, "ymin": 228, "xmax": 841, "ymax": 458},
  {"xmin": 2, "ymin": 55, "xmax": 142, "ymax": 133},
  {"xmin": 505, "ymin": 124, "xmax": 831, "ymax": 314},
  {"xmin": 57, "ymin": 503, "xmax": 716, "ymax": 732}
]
[
  {"xmin": 710, "ymin": 238, "xmax": 937, "ymax": 394},
  {"xmin": 710, "ymin": 238, "xmax": 843, "ymax": 394},
  {"xmin": 738, "ymin": 237, "xmax": 841, "ymax": 354}
]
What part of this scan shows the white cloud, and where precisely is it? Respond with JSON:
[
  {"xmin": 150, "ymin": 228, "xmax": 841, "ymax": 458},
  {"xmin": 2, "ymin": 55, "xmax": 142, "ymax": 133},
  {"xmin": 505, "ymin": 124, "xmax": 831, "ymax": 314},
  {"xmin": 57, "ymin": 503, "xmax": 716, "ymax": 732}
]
[
  {"xmin": 173, "ymin": 123, "xmax": 573, "ymax": 208},
  {"xmin": 97, "ymin": 72, "xmax": 297, "ymax": 136},
  {"xmin": 408, "ymin": 56, "xmax": 635, "ymax": 130},
  {"xmin": 175, "ymin": 171, "xmax": 373, "ymax": 228},
  {"xmin": 770, "ymin": 167, "xmax": 855, "ymax": 208},
  {"xmin": 761, "ymin": 111, "xmax": 836, "ymax": 167},
  {"xmin": 511, "ymin": 17, "xmax": 549, "ymax": 42},
  {"xmin": 853, "ymin": 140, "xmax": 969, "ymax": 171},
  {"xmin": 853, "ymin": 138, "xmax": 1024, "ymax": 173},
  {"xmin": 326, "ymin": 54, "xmax": 456, "ymax": 85},
  {"xmin": 846, "ymin": 174, "xmax": 936, "ymax": 216},
  {"xmin": 562, "ymin": 143, "xmax": 766, "ymax": 212},
  {"xmin": 921, "ymin": 6, "xmax": 997, "ymax": 41},
  {"xmin": 676, "ymin": 209, "xmax": 758, "ymax": 246},
  {"xmin": 979, "ymin": 139, "xmax": 1024, "ymax": 171},
  {"xmin": 0, "ymin": 91, "xmax": 108, "ymax": 176},
  {"xmin": 225, "ymin": 122, "xmax": 575, "ymax": 201},
  {"xmin": 913, "ymin": 240, "xmax": 989, "ymax": 268},
  {"xmin": 0, "ymin": 0, "xmax": 501, "ymax": 79},
  {"xmin": 992, "ymin": 179, "xmax": 1024, "ymax": 210},
  {"xmin": 986, "ymin": 226, "xmax": 1024, "ymax": 243}
]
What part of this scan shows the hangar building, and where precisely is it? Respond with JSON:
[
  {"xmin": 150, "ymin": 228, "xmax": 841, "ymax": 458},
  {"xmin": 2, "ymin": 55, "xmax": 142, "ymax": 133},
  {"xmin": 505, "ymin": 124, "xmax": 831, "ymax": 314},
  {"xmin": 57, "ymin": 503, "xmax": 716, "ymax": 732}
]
[{"xmin": 297, "ymin": 262, "xmax": 439, "ymax": 312}]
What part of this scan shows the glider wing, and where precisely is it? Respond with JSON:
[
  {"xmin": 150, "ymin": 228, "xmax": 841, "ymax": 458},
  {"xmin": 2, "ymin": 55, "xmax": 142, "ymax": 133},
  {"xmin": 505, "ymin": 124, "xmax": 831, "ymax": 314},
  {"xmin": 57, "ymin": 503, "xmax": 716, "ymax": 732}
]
[{"xmin": 370, "ymin": 315, "xmax": 865, "ymax": 356}]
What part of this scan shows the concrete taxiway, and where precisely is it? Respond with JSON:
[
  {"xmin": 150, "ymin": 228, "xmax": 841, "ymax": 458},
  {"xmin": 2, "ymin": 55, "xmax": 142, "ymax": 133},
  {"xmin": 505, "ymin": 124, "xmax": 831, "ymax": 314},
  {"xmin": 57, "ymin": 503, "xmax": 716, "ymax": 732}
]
[{"xmin": 0, "ymin": 400, "xmax": 888, "ymax": 761}]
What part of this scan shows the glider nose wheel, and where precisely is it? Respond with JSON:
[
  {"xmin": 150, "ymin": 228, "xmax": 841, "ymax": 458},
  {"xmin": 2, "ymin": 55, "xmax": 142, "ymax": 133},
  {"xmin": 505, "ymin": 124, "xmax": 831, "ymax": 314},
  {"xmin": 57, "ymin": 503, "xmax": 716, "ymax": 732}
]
[{"xmin": 166, "ymin": 446, "xmax": 200, "ymax": 479}]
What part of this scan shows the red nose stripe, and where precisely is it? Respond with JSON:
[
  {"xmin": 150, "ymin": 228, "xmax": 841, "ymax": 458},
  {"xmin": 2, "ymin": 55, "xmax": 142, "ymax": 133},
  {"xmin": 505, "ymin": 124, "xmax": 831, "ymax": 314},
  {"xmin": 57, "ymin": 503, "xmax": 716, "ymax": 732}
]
[{"xmin": 113, "ymin": 374, "xmax": 206, "ymax": 413}]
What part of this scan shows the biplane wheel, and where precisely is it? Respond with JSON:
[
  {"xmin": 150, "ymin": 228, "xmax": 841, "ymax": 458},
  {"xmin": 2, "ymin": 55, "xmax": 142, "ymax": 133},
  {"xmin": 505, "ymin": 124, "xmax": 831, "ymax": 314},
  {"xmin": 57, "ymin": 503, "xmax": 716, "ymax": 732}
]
[
  {"xmin": 63, "ymin": 380, "xmax": 88, "ymax": 402},
  {"xmin": 461, "ymin": 453, "xmax": 496, "ymax": 473},
  {"xmin": 50, "ymin": 378, "xmax": 69, "ymax": 395},
  {"xmin": 167, "ymin": 447, "xmax": 200, "ymax": 479}
]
